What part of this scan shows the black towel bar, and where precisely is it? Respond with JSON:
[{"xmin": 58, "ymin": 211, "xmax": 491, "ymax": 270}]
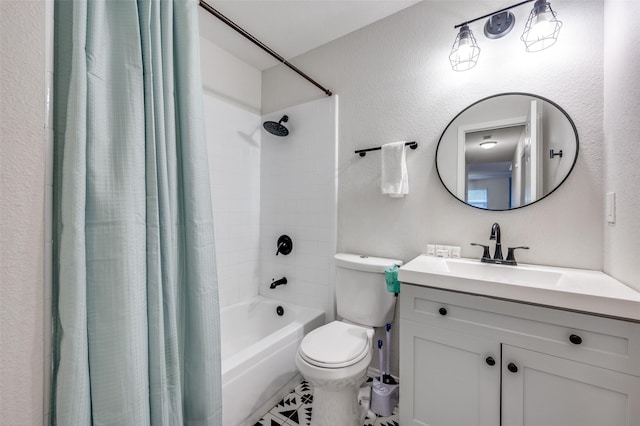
[{"xmin": 355, "ymin": 141, "xmax": 418, "ymax": 157}]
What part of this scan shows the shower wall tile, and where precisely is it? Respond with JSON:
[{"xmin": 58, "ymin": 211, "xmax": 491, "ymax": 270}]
[
  {"xmin": 259, "ymin": 97, "xmax": 338, "ymax": 317},
  {"xmin": 203, "ymin": 92, "xmax": 261, "ymax": 308}
]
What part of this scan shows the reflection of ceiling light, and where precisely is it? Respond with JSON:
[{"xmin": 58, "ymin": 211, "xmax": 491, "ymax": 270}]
[
  {"xmin": 480, "ymin": 135, "xmax": 497, "ymax": 149},
  {"xmin": 480, "ymin": 141, "xmax": 497, "ymax": 149}
]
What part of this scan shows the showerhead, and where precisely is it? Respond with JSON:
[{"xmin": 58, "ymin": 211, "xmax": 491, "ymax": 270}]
[{"xmin": 263, "ymin": 115, "xmax": 289, "ymax": 137}]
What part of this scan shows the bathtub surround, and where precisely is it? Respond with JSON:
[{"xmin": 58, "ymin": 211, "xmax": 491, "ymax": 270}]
[
  {"xmin": 52, "ymin": 0, "xmax": 221, "ymax": 423},
  {"xmin": 199, "ymin": 37, "xmax": 263, "ymax": 309},
  {"xmin": 259, "ymin": 96, "xmax": 338, "ymax": 316},
  {"xmin": 202, "ymin": 90, "xmax": 262, "ymax": 308}
]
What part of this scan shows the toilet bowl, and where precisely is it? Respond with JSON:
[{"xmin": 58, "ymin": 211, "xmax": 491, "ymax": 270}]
[
  {"xmin": 295, "ymin": 321, "xmax": 374, "ymax": 426},
  {"xmin": 296, "ymin": 253, "xmax": 402, "ymax": 426}
]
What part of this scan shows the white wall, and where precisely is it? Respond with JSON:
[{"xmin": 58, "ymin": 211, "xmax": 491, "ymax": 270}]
[
  {"xmin": 263, "ymin": 0, "xmax": 605, "ymax": 377},
  {"xmin": 603, "ymin": 0, "xmax": 640, "ymax": 291},
  {"xmin": 200, "ymin": 37, "xmax": 263, "ymax": 307},
  {"xmin": 259, "ymin": 97, "xmax": 338, "ymax": 316},
  {"xmin": 263, "ymin": 0, "xmax": 605, "ymax": 271},
  {"xmin": 0, "ymin": 0, "xmax": 50, "ymax": 424}
]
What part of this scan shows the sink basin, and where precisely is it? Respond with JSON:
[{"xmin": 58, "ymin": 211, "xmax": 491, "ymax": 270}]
[
  {"xmin": 398, "ymin": 255, "xmax": 640, "ymax": 321},
  {"xmin": 441, "ymin": 259, "xmax": 564, "ymax": 287}
]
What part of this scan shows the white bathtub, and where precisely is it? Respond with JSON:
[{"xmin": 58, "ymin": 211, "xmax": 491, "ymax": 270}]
[{"xmin": 220, "ymin": 296, "xmax": 325, "ymax": 426}]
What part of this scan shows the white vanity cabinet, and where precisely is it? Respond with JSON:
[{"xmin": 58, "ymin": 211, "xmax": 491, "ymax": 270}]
[{"xmin": 399, "ymin": 284, "xmax": 640, "ymax": 426}]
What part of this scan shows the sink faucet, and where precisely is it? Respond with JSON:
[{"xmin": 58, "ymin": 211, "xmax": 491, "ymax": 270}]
[
  {"xmin": 471, "ymin": 223, "xmax": 530, "ymax": 266},
  {"xmin": 490, "ymin": 223, "xmax": 503, "ymax": 261},
  {"xmin": 270, "ymin": 277, "xmax": 287, "ymax": 289}
]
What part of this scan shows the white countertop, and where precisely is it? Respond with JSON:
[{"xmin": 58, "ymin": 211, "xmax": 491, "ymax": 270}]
[{"xmin": 398, "ymin": 255, "xmax": 640, "ymax": 321}]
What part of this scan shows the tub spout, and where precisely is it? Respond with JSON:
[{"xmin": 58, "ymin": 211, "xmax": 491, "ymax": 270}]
[{"xmin": 270, "ymin": 277, "xmax": 287, "ymax": 289}]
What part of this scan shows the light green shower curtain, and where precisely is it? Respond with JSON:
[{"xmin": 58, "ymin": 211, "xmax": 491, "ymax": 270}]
[{"xmin": 52, "ymin": 0, "xmax": 221, "ymax": 424}]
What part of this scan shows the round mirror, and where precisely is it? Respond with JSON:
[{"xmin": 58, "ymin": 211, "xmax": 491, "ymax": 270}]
[{"xmin": 436, "ymin": 93, "xmax": 578, "ymax": 211}]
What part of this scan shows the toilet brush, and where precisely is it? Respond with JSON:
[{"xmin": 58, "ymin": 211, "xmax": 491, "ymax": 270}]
[
  {"xmin": 378, "ymin": 339, "xmax": 384, "ymax": 383},
  {"xmin": 371, "ymin": 337, "xmax": 399, "ymax": 417},
  {"xmin": 383, "ymin": 323, "xmax": 398, "ymax": 385}
]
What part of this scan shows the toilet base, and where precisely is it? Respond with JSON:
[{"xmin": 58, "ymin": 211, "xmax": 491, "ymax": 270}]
[{"xmin": 310, "ymin": 382, "xmax": 365, "ymax": 426}]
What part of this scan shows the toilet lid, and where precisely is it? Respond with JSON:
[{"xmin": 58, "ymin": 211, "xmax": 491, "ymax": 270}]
[{"xmin": 299, "ymin": 321, "xmax": 370, "ymax": 369}]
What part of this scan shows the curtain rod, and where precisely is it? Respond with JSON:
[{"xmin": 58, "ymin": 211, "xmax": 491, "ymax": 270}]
[{"xmin": 198, "ymin": 0, "xmax": 332, "ymax": 97}]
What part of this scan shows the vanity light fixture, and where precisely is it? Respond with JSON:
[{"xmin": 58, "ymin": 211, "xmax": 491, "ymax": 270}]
[
  {"xmin": 449, "ymin": 25, "xmax": 481, "ymax": 71},
  {"xmin": 450, "ymin": 0, "xmax": 562, "ymax": 71}
]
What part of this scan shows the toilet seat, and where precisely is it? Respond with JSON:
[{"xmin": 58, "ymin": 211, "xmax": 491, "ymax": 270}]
[{"xmin": 299, "ymin": 321, "xmax": 371, "ymax": 369}]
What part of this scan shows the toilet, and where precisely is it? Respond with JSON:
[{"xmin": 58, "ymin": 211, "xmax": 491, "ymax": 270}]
[{"xmin": 295, "ymin": 253, "xmax": 402, "ymax": 426}]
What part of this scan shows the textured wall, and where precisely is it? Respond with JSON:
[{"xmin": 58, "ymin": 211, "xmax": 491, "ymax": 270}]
[
  {"xmin": 263, "ymin": 0, "xmax": 605, "ymax": 271},
  {"xmin": 0, "ymin": 0, "xmax": 47, "ymax": 424},
  {"xmin": 603, "ymin": 0, "xmax": 640, "ymax": 291},
  {"xmin": 200, "ymin": 36, "xmax": 262, "ymax": 113}
]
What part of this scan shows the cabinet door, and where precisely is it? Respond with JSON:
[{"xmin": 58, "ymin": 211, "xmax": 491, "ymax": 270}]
[
  {"xmin": 502, "ymin": 345, "xmax": 640, "ymax": 426},
  {"xmin": 399, "ymin": 319, "xmax": 500, "ymax": 426}
]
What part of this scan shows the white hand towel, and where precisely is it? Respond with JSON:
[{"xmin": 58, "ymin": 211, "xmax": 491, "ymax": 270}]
[{"xmin": 381, "ymin": 141, "xmax": 409, "ymax": 198}]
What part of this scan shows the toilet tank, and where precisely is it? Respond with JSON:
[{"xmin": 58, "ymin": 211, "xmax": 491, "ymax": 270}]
[{"xmin": 334, "ymin": 253, "xmax": 403, "ymax": 327}]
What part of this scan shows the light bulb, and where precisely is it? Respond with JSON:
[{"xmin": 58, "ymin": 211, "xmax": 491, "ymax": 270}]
[
  {"xmin": 522, "ymin": 0, "xmax": 562, "ymax": 52},
  {"xmin": 449, "ymin": 25, "xmax": 480, "ymax": 71}
]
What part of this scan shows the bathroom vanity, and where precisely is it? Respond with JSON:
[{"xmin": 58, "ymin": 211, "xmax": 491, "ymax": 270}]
[{"xmin": 398, "ymin": 255, "xmax": 640, "ymax": 426}]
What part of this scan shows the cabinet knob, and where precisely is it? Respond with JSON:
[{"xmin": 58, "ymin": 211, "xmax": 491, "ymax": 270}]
[
  {"xmin": 438, "ymin": 307, "xmax": 447, "ymax": 316},
  {"xmin": 569, "ymin": 334, "xmax": 583, "ymax": 345},
  {"xmin": 507, "ymin": 363, "xmax": 518, "ymax": 373},
  {"xmin": 485, "ymin": 356, "xmax": 496, "ymax": 366}
]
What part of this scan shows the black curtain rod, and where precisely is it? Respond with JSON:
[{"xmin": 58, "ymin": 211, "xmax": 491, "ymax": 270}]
[
  {"xmin": 198, "ymin": 0, "xmax": 332, "ymax": 97},
  {"xmin": 355, "ymin": 141, "xmax": 418, "ymax": 157}
]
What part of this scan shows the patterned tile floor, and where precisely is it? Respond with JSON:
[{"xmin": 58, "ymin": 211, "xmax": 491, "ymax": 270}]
[{"xmin": 254, "ymin": 378, "xmax": 399, "ymax": 426}]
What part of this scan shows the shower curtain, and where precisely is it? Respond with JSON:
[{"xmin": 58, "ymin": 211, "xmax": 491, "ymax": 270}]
[{"xmin": 52, "ymin": 0, "xmax": 221, "ymax": 424}]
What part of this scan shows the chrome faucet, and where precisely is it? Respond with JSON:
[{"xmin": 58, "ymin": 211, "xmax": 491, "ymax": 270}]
[
  {"xmin": 490, "ymin": 223, "xmax": 503, "ymax": 261},
  {"xmin": 269, "ymin": 277, "xmax": 287, "ymax": 289},
  {"xmin": 471, "ymin": 222, "xmax": 530, "ymax": 266}
]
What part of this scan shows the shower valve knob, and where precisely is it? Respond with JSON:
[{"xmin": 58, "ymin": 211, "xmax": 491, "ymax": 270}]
[{"xmin": 276, "ymin": 235, "xmax": 293, "ymax": 256}]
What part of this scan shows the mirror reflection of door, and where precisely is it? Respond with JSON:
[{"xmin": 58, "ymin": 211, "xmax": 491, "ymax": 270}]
[
  {"xmin": 437, "ymin": 93, "xmax": 579, "ymax": 211},
  {"xmin": 465, "ymin": 126, "xmax": 524, "ymax": 209},
  {"xmin": 461, "ymin": 100, "xmax": 543, "ymax": 210}
]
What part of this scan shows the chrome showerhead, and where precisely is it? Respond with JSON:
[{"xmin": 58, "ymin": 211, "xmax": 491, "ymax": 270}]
[{"xmin": 263, "ymin": 115, "xmax": 289, "ymax": 137}]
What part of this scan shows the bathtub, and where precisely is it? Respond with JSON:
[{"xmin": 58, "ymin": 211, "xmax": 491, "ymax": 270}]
[{"xmin": 220, "ymin": 296, "xmax": 325, "ymax": 426}]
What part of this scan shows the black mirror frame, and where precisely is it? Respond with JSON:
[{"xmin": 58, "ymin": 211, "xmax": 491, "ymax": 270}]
[{"xmin": 435, "ymin": 92, "xmax": 580, "ymax": 211}]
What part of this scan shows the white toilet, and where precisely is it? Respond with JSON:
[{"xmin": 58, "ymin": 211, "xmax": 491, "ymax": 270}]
[{"xmin": 295, "ymin": 253, "xmax": 402, "ymax": 426}]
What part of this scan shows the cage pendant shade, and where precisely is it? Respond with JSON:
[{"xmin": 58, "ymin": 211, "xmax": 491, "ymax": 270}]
[
  {"xmin": 521, "ymin": 0, "xmax": 563, "ymax": 52},
  {"xmin": 449, "ymin": 25, "xmax": 481, "ymax": 71}
]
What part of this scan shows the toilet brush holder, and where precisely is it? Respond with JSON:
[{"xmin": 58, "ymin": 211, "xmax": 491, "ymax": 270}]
[{"xmin": 370, "ymin": 378, "xmax": 399, "ymax": 417}]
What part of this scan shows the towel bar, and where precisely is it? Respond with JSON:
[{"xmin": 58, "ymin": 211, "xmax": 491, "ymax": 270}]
[{"xmin": 355, "ymin": 141, "xmax": 418, "ymax": 157}]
